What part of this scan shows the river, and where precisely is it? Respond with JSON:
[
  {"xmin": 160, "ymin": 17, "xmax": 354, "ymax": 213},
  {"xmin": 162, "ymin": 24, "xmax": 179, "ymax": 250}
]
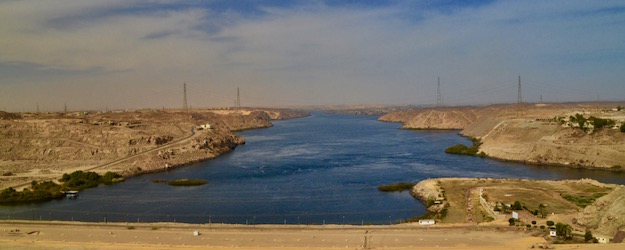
[{"xmin": 1, "ymin": 113, "xmax": 624, "ymax": 224}]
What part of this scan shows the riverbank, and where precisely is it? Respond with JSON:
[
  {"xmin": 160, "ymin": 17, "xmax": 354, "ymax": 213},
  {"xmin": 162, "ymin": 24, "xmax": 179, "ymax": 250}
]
[
  {"xmin": 0, "ymin": 108, "xmax": 309, "ymax": 191},
  {"xmin": 379, "ymin": 102, "xmax": 625, "ymax": 169}
]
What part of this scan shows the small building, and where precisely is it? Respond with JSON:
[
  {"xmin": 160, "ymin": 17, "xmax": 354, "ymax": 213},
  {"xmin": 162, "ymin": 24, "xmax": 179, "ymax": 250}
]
[
  {"xmin": 193, "ymin": 231, "xmax": 200, "ymax": 236},
  {"xmin": 512, "ymin": 211, "xmax": 519, "ymax": 220},
  {"xmin": 597, "ymin": 236, "xmax": 608, "ymax": 244},
  {"xmin": 550, "ymin": 230, "xmax": 557, "ymax": 237},
  {"xmin": 196, "ymin": 124, "xmax": 212, "ymax": 130},
  {"xmin": 418, "ymin": 219, "xmax": 435, "ymax": 226}
]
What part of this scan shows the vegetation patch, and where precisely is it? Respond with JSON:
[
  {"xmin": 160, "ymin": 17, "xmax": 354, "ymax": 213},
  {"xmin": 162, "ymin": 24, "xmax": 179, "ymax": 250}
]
[
  {"xmin": 167, "ymin": 179, "xmax": 208, "ymax": 186},
  {"xmin": 562, "ymin": 193, "xmax": 607, "ymax": 208},
  {"xmin": 0, "ymin": 171, "xmax": 123, "ymax": 204},
  {"xmin": 569, "ymin": 113, "xmax": 617, "ymax": 132},
  {"xmin": 445, "ymin": 138, "xmax": 482, "ymax": 156},
  {"xmin": 377, "ymin": 182, "xmax": 415, "ymax": 192}
]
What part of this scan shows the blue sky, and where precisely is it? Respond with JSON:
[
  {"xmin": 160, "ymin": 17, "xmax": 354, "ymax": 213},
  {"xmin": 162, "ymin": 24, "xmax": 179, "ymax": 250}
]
[{"xmin": 1, "ymin": 0, "xmax": 624, "ymax": 111}]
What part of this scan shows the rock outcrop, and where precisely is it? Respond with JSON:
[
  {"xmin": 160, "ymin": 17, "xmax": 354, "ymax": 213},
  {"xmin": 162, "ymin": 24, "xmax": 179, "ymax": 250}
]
[{"xmin": 576, "ymin": 187, "xmax": 625, "ymax": 237}]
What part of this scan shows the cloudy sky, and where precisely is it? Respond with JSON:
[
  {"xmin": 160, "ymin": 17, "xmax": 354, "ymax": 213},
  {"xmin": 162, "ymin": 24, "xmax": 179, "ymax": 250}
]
[{"xmin": 1, "ymin": 0, "xmax": 624, "ymax": 111}]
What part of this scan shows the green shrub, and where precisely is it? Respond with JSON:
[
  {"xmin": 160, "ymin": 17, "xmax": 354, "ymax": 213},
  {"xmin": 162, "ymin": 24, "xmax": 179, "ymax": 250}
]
[
  {"xmin": 445, "ymin": 144, "xmax": 468, "ymax": 154},
  {"xmin": 377, "ymin": 182, "xmax": 415, "ymax": 192},
  {"xmin": 1, "ymin": 170, "xmax": 124, "ymax": 204},
  {"xmin": 562, "ymin": 193, "xmax": 607, "ymax": 208},
  {"xmin": 556, "ymin": 223, "xmax": 573, "ymax": 239},
  {"xmin": 511, "ymin": 201, "xmax": 523, "ymax": 210},
  {"xmin": 445, "ymin": 139, "xmax": 482, "ymax": 156},
  {"xmin": 621, "ymin": 124, "xmax": 625, "ymax": 133},
  {"xmin": 584, "ymin": 230, "xmax": 594, "ymax": 242},
  {"xmin": 509, "ymin": 218, "xmax": 515, "ymax": 226},
  {"xmin": 167, "ymin": 179, "xmax": 208, "ymax": 186},
  {"xmin": 546, "ymin": 221, "xmax": 555, "ymax": 227},
  {"xmin": 588, "ymin": 116, "xmax": 615, "ymax": 130}
]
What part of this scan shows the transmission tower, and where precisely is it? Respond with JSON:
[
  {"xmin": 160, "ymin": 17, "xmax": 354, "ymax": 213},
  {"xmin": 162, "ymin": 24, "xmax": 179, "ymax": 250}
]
[
  {"xmin": 36, "ymin": 103, "xmax": 39, "ymax": 113},
  {"xmin": 517, "ymin": 75, "xmax": 522, "ymax": 104},
  {"xmin": 516, "ymin": 75, "xmax": 522, "ymax": 118},
  {"xmin": 183, "ymin": 82, "xmax": 188, "ymax": 111},
  {"xmin": 236, "ymin": 87, "xmax": 241, "ymax": 108},
  {"xmin": 540, "ymin": 94, "xmax": 543, "ymax": 103},
  {"xmin": 64, "ymin": 103, "xmax": 67, "ymax": 113},
  {"xmin": 436, "ymin": 77, "xmax": 442, "ymax": 107}
]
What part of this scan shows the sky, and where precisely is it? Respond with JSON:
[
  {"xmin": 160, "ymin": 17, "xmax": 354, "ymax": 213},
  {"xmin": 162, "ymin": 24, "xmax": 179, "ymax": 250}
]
[{"xmin": 1, "ymin": 0, "xmax": 624, "ymax": 112}]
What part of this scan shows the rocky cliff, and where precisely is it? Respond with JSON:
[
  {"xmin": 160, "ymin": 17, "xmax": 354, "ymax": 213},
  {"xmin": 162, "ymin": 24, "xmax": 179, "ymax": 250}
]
[{"xmin": 576, "ymin": 187, "xmax": 625, "ymax": 237}]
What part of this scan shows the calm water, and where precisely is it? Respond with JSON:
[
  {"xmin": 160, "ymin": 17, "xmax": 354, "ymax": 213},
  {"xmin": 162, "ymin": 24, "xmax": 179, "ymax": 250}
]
[{"xmin": 2, "ymin": 113, "xmax": 624, "ymax": 224}]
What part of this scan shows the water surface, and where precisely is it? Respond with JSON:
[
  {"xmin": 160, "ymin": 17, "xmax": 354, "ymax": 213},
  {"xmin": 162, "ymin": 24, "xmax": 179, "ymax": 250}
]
[{"xmin": 2, "ymin": 113, "xmax": 623, "ymax": 224}]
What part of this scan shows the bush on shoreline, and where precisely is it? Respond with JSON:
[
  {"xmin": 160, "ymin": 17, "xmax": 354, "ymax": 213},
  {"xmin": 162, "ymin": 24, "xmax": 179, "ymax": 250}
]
[
  {"xmin": 377, "ymin": 182, "xmax": 415, "ymax": 192},
  {"xmin": 445, "ymin": 138, "xmax": 482, "ymax": 156},
  {"xmin": 0, "ymin": 171, "xmax": 123, "ymax": 204},
  {"xmin": 167, "ymin": 179, "xmax": 208, "ymax": 186}
]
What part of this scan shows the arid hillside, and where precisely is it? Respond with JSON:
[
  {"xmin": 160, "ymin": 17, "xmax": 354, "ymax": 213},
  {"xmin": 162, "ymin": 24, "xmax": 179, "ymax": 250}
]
[
  {"xmin": 412, "ymin": 178, "xmax": 625, "ymax": 240},
  {"xmin": 381, "ymin": 103, "xmax": 625, "ymax": 169},
  {"xmin": 380, "ymin": 107, "xmax": 480, "ymax": 129},
  {"xmin": 0, "ymin": 109, "xmax": 308, "ymax": 190}
]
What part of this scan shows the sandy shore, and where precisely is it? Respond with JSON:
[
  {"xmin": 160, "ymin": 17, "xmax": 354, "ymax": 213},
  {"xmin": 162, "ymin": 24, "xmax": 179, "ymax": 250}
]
[{"xmin": 1, "ymin": 220, "xmax": 622, "ymax": 249}]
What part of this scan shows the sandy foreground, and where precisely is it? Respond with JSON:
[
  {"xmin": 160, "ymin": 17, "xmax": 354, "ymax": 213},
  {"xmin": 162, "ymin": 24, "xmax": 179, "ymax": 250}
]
[{"xmin": 1, "ymin": 221, "xmax": 621, "ymax": 250}]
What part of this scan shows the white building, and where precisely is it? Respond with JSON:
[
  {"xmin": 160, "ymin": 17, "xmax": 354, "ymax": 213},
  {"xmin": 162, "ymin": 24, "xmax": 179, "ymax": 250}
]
[
  {"xmin": 550, "ymin": 231, "xmax": 557, "ymax": 237},
  {"xmin": 418, "ymin": 219, "xmax": 435, "ymax": 226},
  {"xmin": 196, "ymin": 124, "xmax": 212, "ymax": 130}
]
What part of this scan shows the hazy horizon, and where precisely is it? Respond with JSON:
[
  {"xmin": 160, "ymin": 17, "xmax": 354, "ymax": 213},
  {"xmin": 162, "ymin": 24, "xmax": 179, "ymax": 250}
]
[{"xmin": 1, "ymin": 0, "xmax": 625, "ymax": 112}]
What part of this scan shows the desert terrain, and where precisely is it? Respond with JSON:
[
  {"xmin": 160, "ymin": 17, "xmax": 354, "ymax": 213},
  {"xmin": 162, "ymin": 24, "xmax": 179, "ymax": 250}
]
[
  {"xmin": 380, "ymin": 102, "xmax": 625, "ymax": 169},
  {"xmin": 412, "ymin": 178, "xmax": 625, "ymax": 243},
  {"xmin": 0, "ymin": 109, "xmax": 308, "ymax": 190}
]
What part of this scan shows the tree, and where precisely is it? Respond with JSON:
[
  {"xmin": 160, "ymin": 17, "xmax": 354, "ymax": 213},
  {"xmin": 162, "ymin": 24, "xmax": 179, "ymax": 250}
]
[
  {"xmin": 509, "ymin": 218, "xmax": 516, "ymax": 226},
  {"xmin": 585, "ymin": 230, "xmax": 594, "ymax": 242},
  {"xmin": 512, "ymin": 201, "xmax": 523, "ymax": 210},
  {"xmin": 538, "ymin": 203, "xmax": 547, "ymax": 218},
  {"xmin": 621, "ymin": 124, "xmax": 625, "ymax": 133},
  {"xmin": 546, "ymin": 221, "xmax": 555, "ymax": 227},
  {"xmin": 556, "ymin": 223, "xmax": 573, "ymax": 239}
]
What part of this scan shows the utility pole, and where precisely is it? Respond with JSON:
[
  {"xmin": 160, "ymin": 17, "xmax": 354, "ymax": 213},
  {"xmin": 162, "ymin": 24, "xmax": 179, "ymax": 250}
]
[
  {"xmin": 437, "ymin": 77, "xmax": 442, "ymax": 107},
  {"xmin": 183, "ymin": 82, "xmax": 188, "ymax": 111},
  {"xmin": 540, "ymin": 94, "xmax": 543, "ymax": 103},
  {"xmin": 36, "ymin": 103, "xmax": 39, "ymax": 113},
  {"xmin": 64, "ymin": 103, "xmax": 67, "ymax": 113},
  {"xmin": 517, "ymin": 75, "xmax": 522, "ymax": 104},
  {"xmin": 517, "ymin": 75, "xmax": 522, "ymax": 118},
  {"xmin": 236, "ymin": 87, "xmax": 241, "ymax": 108}
]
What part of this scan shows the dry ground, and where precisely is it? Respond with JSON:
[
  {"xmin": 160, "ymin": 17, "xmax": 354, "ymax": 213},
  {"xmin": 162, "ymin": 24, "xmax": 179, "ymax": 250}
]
[
  {"xmin": 413, "ymin": 178, "xmax": 624, "ymax": 240},
  {"xmin": 0, "ymin": 108, "xmax": 308, "ymax": 190},
  {"xmin": 0, "ymin": 220, "xmax": 563, "ymax": 250}
]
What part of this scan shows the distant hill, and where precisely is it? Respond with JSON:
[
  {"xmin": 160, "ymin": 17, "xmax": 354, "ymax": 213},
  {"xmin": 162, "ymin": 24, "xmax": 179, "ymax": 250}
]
[{"xmin": 0, "ymin": 111, "xmax": 21, "ymax": 120}]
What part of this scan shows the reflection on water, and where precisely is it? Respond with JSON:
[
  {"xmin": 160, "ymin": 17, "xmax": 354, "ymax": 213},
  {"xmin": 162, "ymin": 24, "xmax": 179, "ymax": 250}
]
[{"xmin": 1, "ymin": 113, "xmax": 624, "ymax": 224}]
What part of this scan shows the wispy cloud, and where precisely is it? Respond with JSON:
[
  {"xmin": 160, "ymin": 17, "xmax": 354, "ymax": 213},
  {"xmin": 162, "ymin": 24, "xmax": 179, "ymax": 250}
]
[{"xmin": 0, "ymin": 0, "xmax": 624, "ymax": 111}]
